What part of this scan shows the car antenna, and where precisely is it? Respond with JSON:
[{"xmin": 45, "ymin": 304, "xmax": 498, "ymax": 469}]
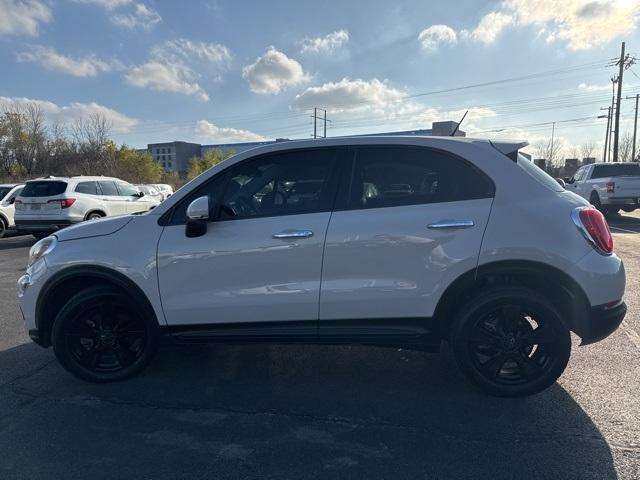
[{"xmin": 450, "ymin": 110, "xmax": 468, "ymax": 136}]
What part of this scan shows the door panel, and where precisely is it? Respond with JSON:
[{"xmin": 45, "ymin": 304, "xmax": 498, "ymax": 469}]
[
  {"xmin": 157, "ymin": 213, "xmax": 331, "ymax": 325},
  {"xmin": 319, "ymin": 199, "xmax": 493, "ymax": 320}
]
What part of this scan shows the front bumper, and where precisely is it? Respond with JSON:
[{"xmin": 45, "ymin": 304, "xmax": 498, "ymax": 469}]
[
  {"xmin": 580, "ymin": 300, "xmax": 627, "ymax": 345},
  {"xmin": 16, "ymin": 219, "xmax": 80, "ymax": 232}
]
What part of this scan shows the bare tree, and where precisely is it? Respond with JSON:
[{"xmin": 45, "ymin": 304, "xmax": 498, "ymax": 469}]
[
  {"xmin": 619, "ymin": 132, "xmax": 634, "ymax": 162},
  {"xmin": 581, "ymin": 141, "xmax": 597, "ymax": 161},
  {"xmin": 533, "ymin": 138, "xmax": 564, "ymax": 167}
]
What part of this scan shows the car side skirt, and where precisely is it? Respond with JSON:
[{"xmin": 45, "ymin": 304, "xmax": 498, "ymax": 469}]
[{"xmin": 162, "ymin": 318, "xmax": 441, "ymax": 352}]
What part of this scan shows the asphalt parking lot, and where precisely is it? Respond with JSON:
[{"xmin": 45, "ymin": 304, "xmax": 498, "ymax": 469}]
[{"xmin": 0, "ymin": 215, "xmax": 639, "ymax": 480}]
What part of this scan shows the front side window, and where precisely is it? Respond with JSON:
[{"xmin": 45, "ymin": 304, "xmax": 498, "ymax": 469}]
[
  {"xmin": 117, "ymin": 183, "xmax": 139, "ymax": 196},
  {"xmin": 219, "ymin": 149, "xmax": 340, "ymax": 220},
  {"xmin": 349, "ymin": 147, "xmax": 494, "ymax": 209},
  {"xmin": 0, "ymin": 187, "xmax": 11, "ymax": 201},
  {"xmin": 75, "ymin": 181, "xmax": 98, "ymax": 195}
]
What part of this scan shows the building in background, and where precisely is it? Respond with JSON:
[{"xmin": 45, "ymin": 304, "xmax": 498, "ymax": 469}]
[{"xmin": 143, "ymin": 122, "xmax": 462, "ymax": 174}]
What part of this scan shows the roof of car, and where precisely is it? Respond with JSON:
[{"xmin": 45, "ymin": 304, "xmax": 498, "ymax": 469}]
[
  {"xmin": 0, "ymin": 183, "xmax": 20, "ymax": 188},
  {"xmin": 26, "ymin": 175, "xmax": 123, "ymax": 182}
]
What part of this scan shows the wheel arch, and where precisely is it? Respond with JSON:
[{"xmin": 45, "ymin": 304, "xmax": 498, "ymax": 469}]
[
  {"xmin": 434, "ymin": 260, "xmax": 591, "ymax": 339},
  {"xmin": 35, "ymin": 265, "xmax": 160, "ymax": 347}
]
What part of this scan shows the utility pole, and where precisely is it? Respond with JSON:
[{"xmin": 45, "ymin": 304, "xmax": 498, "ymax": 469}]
[
  {"xmin": 608, "ymin": 76, "xmax": 617, "ymax": 162},
  {"xmin": 310, "ymin": 108, "xmax": 330, "ymax": 138},
  {"xmin": 612, "ymin": 42, "xmax": 626, "ymax": 162},
  {"xmin": 550, "ymin": 122, "xmax": 555, "ymax": 164},
  {"xmin": 601, "ymin": 107, "xmax": 612, "ymax": 162},
  {"xmin": 323, "ymin": 109, "xmax": 327, "ymax": 138},
  {"xmin": 626, "ymin": 94, "xmax": 639, "ymax": 161}
]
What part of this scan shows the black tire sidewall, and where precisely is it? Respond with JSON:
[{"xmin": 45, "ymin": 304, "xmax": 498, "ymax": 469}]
[
  {"xmin": 51, "ymin": 286, "xmax": 158, "ymax": 383},
  {"xmin": 451, "ymin": 286, "xmax": 571, "ymax": 397}
]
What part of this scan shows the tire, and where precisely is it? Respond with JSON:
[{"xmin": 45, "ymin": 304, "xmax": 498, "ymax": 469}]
[
  {"xmin": 0, "ymin": 217, "xmax": 7, "ymax": 239},
  {"xmin": 86, "ymin": 211, "xmax": 104, "ymax": 221},
  {"xmin": 51, "ymin": 285, "xmax": 158, "ymax": 383},
  {"xmin": 590, "ymin": 191, "xmax": 604, "ymax": 213},
  {"xmin": 450, "ymin": 286, "xmax": 571, "ymax": 397}
]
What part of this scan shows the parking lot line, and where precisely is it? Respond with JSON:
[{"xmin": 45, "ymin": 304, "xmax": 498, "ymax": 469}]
[{"xmin": 610, "ymin": 226, "xmax": 639, "ymax": 234}]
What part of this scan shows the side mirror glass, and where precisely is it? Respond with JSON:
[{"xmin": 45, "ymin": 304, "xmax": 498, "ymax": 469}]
[{"xmin": 186, "ymin": 196, "xmax": 210, "ymax": 220}]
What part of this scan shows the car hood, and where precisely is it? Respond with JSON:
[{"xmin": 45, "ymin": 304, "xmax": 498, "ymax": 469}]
[{"xmin": 55, "ymin": 215, "xmax": 134, "ymax": 242}]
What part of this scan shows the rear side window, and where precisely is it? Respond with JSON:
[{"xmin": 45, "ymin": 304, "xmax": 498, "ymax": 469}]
[
  {"xmin": 75, "ymin": 181, "xmax": 99, "ymax": 195},
  {"xmin": 21, "ymin": 181, "xmax": 68, "ymax": 197},
  {"xmin": 516, "ymin": 154, "xmax": 563, "ymax": 192},
  {"xmin": 349, "ymin": 147, "xmax": 494, "ymax": 209},
  {"xmin": 98, "ymin": 181, "xmax": 118, "ymax": 195},
  {"xmin": 592, "ymin": 164, "xmax": 640, "ymax": 178}
]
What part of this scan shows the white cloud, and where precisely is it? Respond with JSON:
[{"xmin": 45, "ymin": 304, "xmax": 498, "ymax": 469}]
[
  {"xmin": 0, "ymin": 96, "xmax": 138, "ymax": 133},
  {"xmin": 242, "ymin": 47, "xmax": 308, "ymax": 95},
  {"xmin": 16, "ymin": 46, "xmax": 117, "ymax": 77},
  {"xmin": 125, "ymin": 62, "xmax": 209, "ymax": 102},
  {"xmin": 578, "ymin": 82, "xmax": 612, "ymax": 92},
  {"xmin": 195, "ymin": 120, "xmax": 266, "ymax": 143},
  {"xmin": 418, "ymin": 25, "xmax": 458, "ymax": 51},
  {"xmin": 111, "ymin": 3, "xmax": 161, "ymax": 29},
  {"xmin": 74, "ymin": 0, "xmax": 161, "ymax": 30},
  {"xmin": 294, "ymin": 78, "xmax": 404, "ymax": 112},
  {"xmin": 157, "ymin": 38, "xmax": 232, "ymax": 65},
  {"xmin": 0, "ymin": 0, "xmax": 51, "ymax": 36},
  {"xmin": 300, "ymin": 29, "xmax": 349, "ymax": 54},
  {"xmin": 465, "ymin": 1, "xmax": 640, "ymax": 50},
  {"xmin": 463, "ymin": 11, "xmax": 514, "ymax": 44}
]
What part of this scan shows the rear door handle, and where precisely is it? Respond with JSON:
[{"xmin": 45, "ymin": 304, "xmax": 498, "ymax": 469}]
[
  {"xmin": 427, "ymin": 220, "xmax": 474, "ymax": 229},
  {"xmin": 272, "ymin": 229, "xmax": 314, "ymax": 239}
]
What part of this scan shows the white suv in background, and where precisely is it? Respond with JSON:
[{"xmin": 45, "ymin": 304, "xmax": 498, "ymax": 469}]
[
  {"xmin": 15, "ymin": 176, "xmax": 159, "ymax": 238},
  {"xmin": 153, "ymin": 184, "xmax": 174, "ymax": 201},
  {"xmin": 0, "ymin": 183, "xmax": 25, "ymax": 238},
  {"xmin": 17, "ymin": 137, "xmax": 626, "ymax": 396}
]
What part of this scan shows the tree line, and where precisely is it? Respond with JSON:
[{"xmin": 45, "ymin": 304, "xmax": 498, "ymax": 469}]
[{"xmin": 0, "ymin": 101, "xmax": 174, "ymax": 186}]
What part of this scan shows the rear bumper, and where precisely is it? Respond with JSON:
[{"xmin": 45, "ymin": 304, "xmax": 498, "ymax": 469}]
[
  {"xmin": 580, "ymin": 300, "xmax": 626, "ymax": 345},
  {"xmin": 15, "ymin": 219, "xmax": 80, "ymax": 232}
]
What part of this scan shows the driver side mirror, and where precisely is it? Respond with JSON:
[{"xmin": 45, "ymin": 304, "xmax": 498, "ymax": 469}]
[
  {"xmin": 185, "ymin": 196, "xmax": 210, "ymax": 238},
  {"xmin": 9, "ymin": 197, "xmax": 15, "ymax": 205},
  {"xmin": 564, "ymin": 177, "xmax": 574, "ymax": 184},
  {"xmin": 135, "ymin": 191, "xmax": 145, "ymax": 197}
]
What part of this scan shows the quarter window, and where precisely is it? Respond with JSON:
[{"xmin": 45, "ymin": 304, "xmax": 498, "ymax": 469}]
[{"xmin": 349, "ymin": 147, "xmax": 494, "ymax": 209}]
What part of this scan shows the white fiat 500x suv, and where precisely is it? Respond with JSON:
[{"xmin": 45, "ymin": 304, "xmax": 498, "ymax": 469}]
[
  {"xmin": 15, "ymin": 176, "xmax": 159, "ymax": 238},
  {"xmin": 17, "ymin": 137, "xmax": 626, "ymax": 396}
]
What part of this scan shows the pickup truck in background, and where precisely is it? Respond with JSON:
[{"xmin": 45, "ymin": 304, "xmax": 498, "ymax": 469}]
[{"xmin": 565, "ymin": 162, "xmax": 640, "ymax": 215}]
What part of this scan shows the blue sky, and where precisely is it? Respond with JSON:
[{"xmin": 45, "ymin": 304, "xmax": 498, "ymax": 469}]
[{"xmin": 1, "ymin": 0, "xmax": 640, "ymax": 158}]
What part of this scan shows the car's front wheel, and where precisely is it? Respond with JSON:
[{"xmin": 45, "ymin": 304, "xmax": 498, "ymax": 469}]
[
  {"xmin": 451, "ymin": 286, "xmax": 571, "ymax": 397},
  {"xmin": 51, "ymin": 285, "xmax": 158, "ymax": 382}
]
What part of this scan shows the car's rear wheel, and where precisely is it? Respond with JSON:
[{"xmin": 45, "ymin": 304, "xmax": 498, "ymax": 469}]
[
  {"xmin": 86, "ymin": 212, "xmax": 104, "ymax": 221},
  {"xmin": 51, "ymin": 285, "xmax": 158, "ymax": 382},
  {"xmin": 0, "ymin": 217, "xmax": 7, "ymax": 239},
  {"xmin": 451, "ymin": 286, "xmax": 571, "ymax": 397}
]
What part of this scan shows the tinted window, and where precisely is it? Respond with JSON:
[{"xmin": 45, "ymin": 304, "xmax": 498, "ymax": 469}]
[
  {"xmin": 349, "ymin": 147, "xmax": 493, "ymax": 209},
  {"xmin": 591, "ymin": 163, "xmax": 640, "ymax": 179},
  {"xmin": 0, "ymin": 187, "xmax": 11, "ymax": 200},
  {"xmin": 21, "ymin": 181, "xmax": 68, "ymax": 197},
  {"xmin": 219, "ymin": 149, "xmax": 340, "ymax": 219},
  {"xmin": 75, "ymin": 181, "xmax": 99, "ymax": 195},
  {"xmin": 98, "ymin": 181, "xmax": 119, "ymax": 196},
  {"xmin": 117, "ymin": 183, "xmax": 139, "ymax": 196}
]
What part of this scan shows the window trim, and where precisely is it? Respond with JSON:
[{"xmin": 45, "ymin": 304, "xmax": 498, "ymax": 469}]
[
  {"xmin": 336, "ymin": 145, "xmax": 495, "ymax": 212},
  {"xmin": 161, "ymin": 146, "xmax": 354, "ymax": 226}
]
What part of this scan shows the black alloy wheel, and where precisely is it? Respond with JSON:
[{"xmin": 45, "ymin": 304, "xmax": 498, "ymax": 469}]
[
  {"xmin": 52, "ymin": 286, "xmax": 157, "ymax": 382},
  {"xmin": 452, "ymin": 286, "xmax": 571, "ymax": 397}
]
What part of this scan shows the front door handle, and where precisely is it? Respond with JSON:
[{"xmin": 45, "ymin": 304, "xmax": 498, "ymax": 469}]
[
  {"xmin": 272, "ymin": 229, "xmax": 314, "ymax": 239},
  {"xmin": 427, "ymin": 220, "xmax": 474, "ymax": 229}
]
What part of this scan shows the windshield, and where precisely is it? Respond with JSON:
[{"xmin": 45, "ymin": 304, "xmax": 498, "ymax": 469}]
[
  {"xmin": 516, "ymin": 154, "xmax": 563, "ymax": 192},
  {"xmin": 591, "ymin": 163, "xmax": 640, "ymax": 178}
]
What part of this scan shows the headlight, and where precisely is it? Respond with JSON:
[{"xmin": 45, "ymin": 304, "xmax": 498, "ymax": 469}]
[{"xmin": 28, "ymin": 236, "xmax": 57, "ymax": 268}]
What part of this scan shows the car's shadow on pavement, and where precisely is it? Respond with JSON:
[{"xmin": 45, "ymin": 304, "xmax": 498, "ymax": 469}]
[
  {"xmin": 0, "ymin": 235, "xmax": 35, "ymax": 250},
  {"xmin": 0, "ymin": 342, "xmax": 616, "ymax": 480}
]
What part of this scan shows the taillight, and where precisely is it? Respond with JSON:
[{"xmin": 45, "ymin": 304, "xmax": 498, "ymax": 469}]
[
  {"xmin": 48, "ymin": 198, "xmax": 76, "ymax": 209},
  {"xmin": 606, "ymin": 181, "xmax": 615, "ymax": 193},
  {"xmin": 571, "ymin": 207, "xmax": 613, "ymax": 255}
]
